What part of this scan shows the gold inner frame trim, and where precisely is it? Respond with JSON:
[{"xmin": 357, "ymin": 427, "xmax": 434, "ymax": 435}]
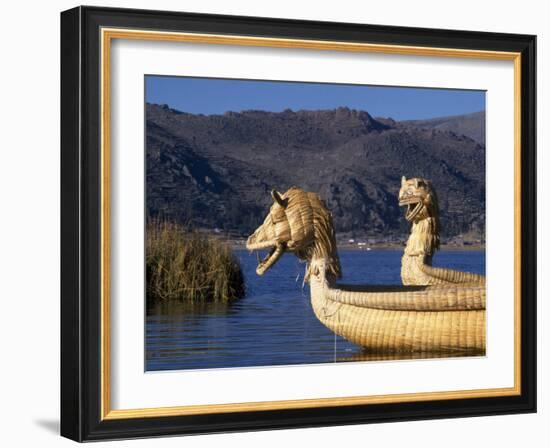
[{"xmin": 100, "ymin": 27, "xmax": 522, "ymax": 421}]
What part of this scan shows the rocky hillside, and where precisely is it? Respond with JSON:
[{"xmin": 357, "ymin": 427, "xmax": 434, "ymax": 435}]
[
  {"xmin": 146, "ymin": 104, "xmax": 486, "ymax": 241},
  {"xmin": 401, "ymin": 111, "xmax": 485, "ymax": 144}
]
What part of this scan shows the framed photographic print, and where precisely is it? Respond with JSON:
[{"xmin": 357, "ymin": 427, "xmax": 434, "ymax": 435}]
[{"xmin": 60, "ymin": 6, "xmax": 536, "ymax": 442}]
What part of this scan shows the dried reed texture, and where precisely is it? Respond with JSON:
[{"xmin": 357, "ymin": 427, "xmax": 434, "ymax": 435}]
[
  {"xmin": 399, "ymin": 176, "xmax": 486, "ymax": 286},
  {"xmin": 310, "ymin": 272, "xmax": 485, "ymax": 352},
  {"xmin": 146, "ymin": 220, "xmax": 244, "ymax": 303},
  {"xmin": 324, "ymin": 283, "xmax": 485, "ymax": 311},
  {"xmin": 304, "ymin": 256, "xmax": 485, "ymax": 351},
  {"xmin": 247, "ymin": 186, "xmax": 486, "ymax": 352},
  {"xmin": 246, "ymin": 187, "xmax": 341, "ymax": 280}
]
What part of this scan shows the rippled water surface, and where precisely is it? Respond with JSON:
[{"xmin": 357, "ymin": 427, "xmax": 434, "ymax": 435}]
[{"xmin": 146, "ymin": 249, "xmax": 485, "ymax": 371}]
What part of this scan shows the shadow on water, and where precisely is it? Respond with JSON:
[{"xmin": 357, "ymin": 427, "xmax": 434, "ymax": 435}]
[{"xmin": 146, "ymin": 249, "xmax": 485, "ymax": 371}]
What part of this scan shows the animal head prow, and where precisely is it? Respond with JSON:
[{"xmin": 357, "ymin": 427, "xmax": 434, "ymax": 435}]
[{"xmin": 246, "ymin": 187, "xmax": 341, "ymax": 281}]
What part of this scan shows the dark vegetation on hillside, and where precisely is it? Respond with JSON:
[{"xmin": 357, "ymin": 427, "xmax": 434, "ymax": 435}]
[{"xmin": 146, "ymin": 104, "xmax": 486, "ymax": 241}]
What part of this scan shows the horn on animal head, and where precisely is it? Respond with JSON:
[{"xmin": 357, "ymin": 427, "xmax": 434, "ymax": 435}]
[
  {"xmin": 414, "ymin": 178, "xmax": 419, "ymax": 188},
  {"xmin": 401, "ymin": 176, "xmax": 406, "ymax": 186},
  {"xmin": 271, "ymin": 189, "xmax": 287, "ymax": 208}
]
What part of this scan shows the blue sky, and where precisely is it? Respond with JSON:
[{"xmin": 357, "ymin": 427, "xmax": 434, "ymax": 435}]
[{"xmin": 145, "ymin": 76, "xmax": 485, "ymax": 121}]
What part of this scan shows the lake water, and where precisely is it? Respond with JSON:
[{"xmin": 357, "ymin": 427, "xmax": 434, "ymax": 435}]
[{"xmin": 146, "ymin": 249, "xmax": 485, "ymax": 371}]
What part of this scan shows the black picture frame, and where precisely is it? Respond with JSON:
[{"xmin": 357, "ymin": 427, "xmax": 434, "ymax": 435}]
[{"xmin": 61, "ymin": 5, "xmax": 536, "ymax": 442}]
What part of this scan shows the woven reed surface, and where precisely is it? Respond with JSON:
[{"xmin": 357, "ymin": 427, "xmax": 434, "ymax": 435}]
[
  {"xmin": 401, "ymin": 255, "xmax": 486, "ymax": 286},
  {"xmin": 280, "ymin": 188, "xmax": 341, "ymax": 279},
  {"xmin": 325, "ymin": 284, "xmax": 485, "ymax": 311},
  {"xmin": 312, "ymin": 290, "xmax": 485, "ymax": 351},
  {"xmin": 418, "ymin": 263, "xmax": 486, "ymax": 284},
  {"xmin": 284, "ymin": 189, "xmax": 314, "ymax": 245}
]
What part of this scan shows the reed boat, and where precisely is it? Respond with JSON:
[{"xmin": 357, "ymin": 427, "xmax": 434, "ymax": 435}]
[{"xmin": 246, "ymin": 182, "xmax": 485, "ymax": 352}]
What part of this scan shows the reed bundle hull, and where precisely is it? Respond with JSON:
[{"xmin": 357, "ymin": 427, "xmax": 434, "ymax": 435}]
[
  {"xmin": 247, "ymin": 186, "xmax": 486, "ymax": 354},
  {"xmin": 311, "ymin": 291, "xmax": 485, "ymax": 352}
]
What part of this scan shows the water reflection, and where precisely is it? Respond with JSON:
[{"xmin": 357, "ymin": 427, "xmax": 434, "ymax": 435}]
[{"xmin": 339, "ymin": 349, "xmax": 486, "ymax": 363}]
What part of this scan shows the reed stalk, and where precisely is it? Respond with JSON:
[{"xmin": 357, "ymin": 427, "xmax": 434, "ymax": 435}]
[{"xmin": 146, "ymin": 220, "xmax": 245, "ymax": 303}]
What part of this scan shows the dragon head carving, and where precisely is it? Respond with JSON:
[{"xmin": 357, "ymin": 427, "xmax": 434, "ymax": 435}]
[
  {"xmin": 399, "ymin": 176, "xmax": 440, "ymax": 254},
  {"xmin": 398, "ymin": 176, "xmax": 440, "ymax": 223},
  {"xmin": 246, "ymin": 187, "xmax": 341, "ymax": 281}
]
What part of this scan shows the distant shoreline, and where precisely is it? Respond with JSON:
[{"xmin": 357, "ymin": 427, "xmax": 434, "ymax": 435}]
[
  {"xmin": 192, "ymin": 230, "xmax": 485, "ymax": 252},
  {"xmin": 229, "ymin": 239, "xmax": 485, "ymax": 252},
  {"xmin": 335, "ymin": 243, "xmax": 485, "ymax": 251}
]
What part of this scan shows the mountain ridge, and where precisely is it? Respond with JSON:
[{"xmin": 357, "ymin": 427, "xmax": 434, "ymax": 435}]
[
  {"xmin": 146, "ymin": 103, "xmax": 486, "ymax": 241},
  {"xmin": 401, "ymin": 110, "xmax": 485, "ymax": 144}
]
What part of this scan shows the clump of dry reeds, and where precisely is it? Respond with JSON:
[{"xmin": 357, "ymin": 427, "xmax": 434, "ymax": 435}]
[{"xmin": 146, "ymin": 220, "xmax": 245, "ymax": 303}]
